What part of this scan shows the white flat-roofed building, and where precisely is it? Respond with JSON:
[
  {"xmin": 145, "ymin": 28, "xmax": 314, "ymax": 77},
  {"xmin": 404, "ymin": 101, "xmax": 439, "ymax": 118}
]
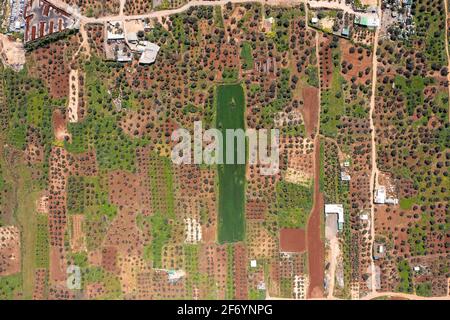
[
  {"xmin": 138, "ymin": 42, "xmax": 160, "ymax": 64},
  {"xmin": 325, "ymin": 204, "xmax": 344, "ymax": 230},
  {"xmin": 374, "ymin": 186, "xmax": 386, "ymax": 204}
]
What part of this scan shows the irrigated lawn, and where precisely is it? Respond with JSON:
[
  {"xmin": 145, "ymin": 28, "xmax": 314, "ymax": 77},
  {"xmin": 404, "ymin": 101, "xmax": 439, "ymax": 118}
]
[{"xmin": 216, "ymin": 83, "xmax": 246, "ymax": 243}]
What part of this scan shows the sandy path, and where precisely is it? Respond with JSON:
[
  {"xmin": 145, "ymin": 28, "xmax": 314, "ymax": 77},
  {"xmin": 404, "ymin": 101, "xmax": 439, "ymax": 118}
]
[
  {"xmin": 47, "ymin": 0, "xmax": 304, "ymax": 23},
  {"xmin": 308, "ymin": 0, "xmax": 356, "ymax": 14},
  {"xmin": 305, "ymin": 31, "xmax": 325, "ymax": 299},
  {"xmin": 367, "ymin": 4, "xmax": 382, "ymax": 294},
  {"xmin": 327, "ymin": 236, "xmax": 339, "ymax": 298},
  {"xmin": 120, "ymin": 0, "xmax": 126, "ymax": 15},
  {"xmin": 68, "ymin": 69, "xmax": 79, "ymax": 123}
]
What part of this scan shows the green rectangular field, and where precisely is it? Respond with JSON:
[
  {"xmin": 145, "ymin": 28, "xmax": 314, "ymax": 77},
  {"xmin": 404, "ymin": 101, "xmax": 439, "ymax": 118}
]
[{"xmin": 216, "ymin": 83, "xmax": 246, "ymax": 243}]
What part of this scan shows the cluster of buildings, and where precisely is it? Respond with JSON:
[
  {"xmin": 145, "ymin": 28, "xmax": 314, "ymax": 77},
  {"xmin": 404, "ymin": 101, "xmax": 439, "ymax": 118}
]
[
  {"xmin": 310, "ymin": 7, "xmax": 381, "ymax": 40},
  {"xmin": 382, "ymin": 0, "xmax": 415, "ymax": 40},
  {"xmin": 105, "ymin": 19, "xmax": 160, "ymax": 65},
  {"xmin": 7, "ymin": 0, "xmax": 26, "ymax": 32},
  {"xmin": 24, "ymin": 0, "xmax": 79, "ymax": 43}
]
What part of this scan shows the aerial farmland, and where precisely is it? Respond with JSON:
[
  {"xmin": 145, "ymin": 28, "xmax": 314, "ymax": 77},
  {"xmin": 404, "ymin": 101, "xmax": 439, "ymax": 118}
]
[{"xmin": 0, "ymin": 0, "xmax": 448, "ymax": 303}]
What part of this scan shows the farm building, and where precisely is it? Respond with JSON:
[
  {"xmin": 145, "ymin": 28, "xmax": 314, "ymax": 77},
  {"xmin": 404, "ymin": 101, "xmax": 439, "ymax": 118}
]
[
  {"xmin": 354, "ymin": 15, "xmax": 380, "ymax": 28},
  {"xmin": 374, "ymin": 186, "xmax": 398, "ymax": 205},
  {"xmin": 373, "ymin": 242, "xmax": 386, "ymax": 260},
  {"xmin": 325, "ymin": 204, "xmax": 344, "ymax": 230},
  {"xmin": 341, "ymin": 27, "xmax": 350, "ymax": 38},
  {"xmin": 137, "ymin": 42, "xmax": 160, "ymax": 64}
]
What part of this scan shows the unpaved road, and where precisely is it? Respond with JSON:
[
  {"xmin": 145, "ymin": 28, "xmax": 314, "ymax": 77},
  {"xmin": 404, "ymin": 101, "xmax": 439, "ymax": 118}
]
[
  {"xmin": 308, "ymin": 0, "xmax": 356, "ymax": 14},
  {"xmin": 326, "ymin": 237, "xmax": 339, "ymax": 298},
  {"xmin": 367, "ymin": 3, "xmax": 382, "ymax": 294},
  {"xmin": 49, "ymin": 0, "xmax": 304, "ymax": 23}
]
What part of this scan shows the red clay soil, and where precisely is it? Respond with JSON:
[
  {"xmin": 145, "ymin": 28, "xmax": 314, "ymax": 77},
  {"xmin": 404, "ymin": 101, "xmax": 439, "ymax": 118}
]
[
  {"xmin": 306, "ymin": 137, "xmax": 325, "ymax": 299},
  {"xmin": 279, "ymin": 228, "xmax": 306, "ymax": 253},
  {"xmin": 302, "ymin": 86, "xmax": 319, "ymax": 138}
]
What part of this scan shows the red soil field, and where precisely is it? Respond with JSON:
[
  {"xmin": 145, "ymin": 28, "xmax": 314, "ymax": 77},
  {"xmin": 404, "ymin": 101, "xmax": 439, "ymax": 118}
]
[
  {"xmin": 279, "ymin": 228, "xmax": 306, "ymax": 253},
  {"xmin": 306, "ymin": 137, "xmax": 324, "ymax": 298},
  {"xmin": 302, "ymin": 86, "xmax": 320, "ymax": 137}
]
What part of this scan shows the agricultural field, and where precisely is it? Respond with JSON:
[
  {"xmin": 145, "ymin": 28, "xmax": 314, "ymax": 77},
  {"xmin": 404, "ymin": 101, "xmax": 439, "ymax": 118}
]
[
  {"xmin": 216, "ymin": 83, "xmax": 246, "ymax": 244},
  {"xmin": 0, "ymin": 0, "xmax": 448, "ymax": 302}
]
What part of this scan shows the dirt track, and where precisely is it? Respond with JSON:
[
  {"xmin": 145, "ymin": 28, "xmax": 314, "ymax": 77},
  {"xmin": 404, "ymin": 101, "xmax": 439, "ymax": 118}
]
[
  {"xmin": 368, "ymin": 4, "xmax": 382, "ymax": 294},
  {"xmin": 306, "ymin": 135, "xmax": 325, "ymax": 299}
]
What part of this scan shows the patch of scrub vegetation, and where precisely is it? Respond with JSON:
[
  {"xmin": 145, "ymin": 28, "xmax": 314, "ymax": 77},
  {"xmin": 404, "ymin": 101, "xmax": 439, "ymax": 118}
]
[
  {"xmin": 399, "ymin": 197, "xmax": 416, "ymax": 210},
  {"xmin": 65, "ymin": 57, "xmax": 148, "ymax": 172},
  {"xmin": 394, "ymin": 75, "xmax": 432, "ymax": 116},
  {"xmin": 280, "ymin": 277, "xmax": 293, "ymax": 298},
  {"xmin": 216, "ymin": 84, "xmax": 246, "ymax": 243},
  {"xmin": 67, "ymin": 251, "xmax": 89, "ymax": 269},
  {"xmin": 83, "ymin": 177, "xmax": 118, "ymax": 251},
  {"xmin": 148, "ymin": 153, "xmax": 175, "ymax": 217},
  {"xmin": 82, "ymin": 266, "xmax": 122, "ymax": 299},
  {"xmin": 35, "ymin": 214, "xmax": 49, "ymax": 269},
  {"xmin": 320, "ymin": 48, "xmax": 345, "ymax": 138},
  {"xmin": 148, "ymin": 213, "xmax": 172, "ymax": 268},
  {"xmin": 274, "ymin": 181, "xmax": 313, "ymax": 228},
  {"xmin": 260, "ymin": 68, "xmax": 293, "ymax": 126},
  {"xmin": 2, "ymin": 67, "xmax": 60, "ymax": 188},
  {"xmin": 408, "ymin": 212, "xmax": 439, "ymax": 256},
  {"xmin": 225, "ymin": 244, "xmax": 234, "ymax": 299},
  {"xmin": 184, "ymin": 244, "xmax": 216, "ymax": 299},
  {"xmin": 248, "ymin": 288, "xmax": 266, "ymax": 300},
  {"xmin": 264, "ymin": 5, "xmax": 305, "ymax": 52},
  {"xmin": 240, "ymin": 42, "xmax": 254, "ymax": 71},
  {"xmin": 305, "ymin": 65, "xmax": 319, "ymax": 88},
  {"xmin": 397, "ymin": 259, "xmax": 413, "ymax": 293},
  {"xmin": 0, "ymin": 273, "xmax": 22, "ymax": 300},
  {"xmin": 412, "ymin": 0, "xmax": 447, "ymax": 70},
  {"xmin": 415, "ymin": 282, "xmax": 432, "ymax": 297},
  {"xmin": 67, "ymin": 176, "xmax": 86, "ymax": 214},
  {"xmin": 221, "ymin": 68, "xmax": 239, "ymax": 83},
  {"xmin": 321, "ymin": 139, "xmax": 344, "ymax": 203},
  {"xmin": 214, "ymin": 6, "xmax": 224, "ymax": 28}
]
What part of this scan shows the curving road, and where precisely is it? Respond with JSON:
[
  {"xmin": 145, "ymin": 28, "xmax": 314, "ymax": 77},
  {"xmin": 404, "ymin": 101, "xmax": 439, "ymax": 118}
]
[{"xmin": 49, "ymin": 0, "xmax": 304, "ymax": 23}]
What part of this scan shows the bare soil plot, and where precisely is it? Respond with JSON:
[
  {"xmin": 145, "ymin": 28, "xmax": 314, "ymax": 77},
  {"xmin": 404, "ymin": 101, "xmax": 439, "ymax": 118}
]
[
  {"xmin": 280, "ymin": 228, "xmax": 306, "ymax": 253},
  {"xmin": 0, "ymin": 226, "xmax": 21, "ymax": 276}
]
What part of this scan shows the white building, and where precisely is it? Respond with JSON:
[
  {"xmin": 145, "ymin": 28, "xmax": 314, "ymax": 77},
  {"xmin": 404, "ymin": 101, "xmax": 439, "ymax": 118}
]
[
  {"xmin": 374, "ymin": 186, "xmax": 386, "ymax": 204},
  {"xmin": 341, "ymin": 171, "xmax": 351, "ymax": 181},
  {"xmin": 325, "ymin": 204, "xmax": 344, "ymax": 230},
  {"xmin": 138, "ymin": 42, "xmax": 160, "ymax": 64},
  {"xmin": 374, "ymin": 186, "xmax": 399, "ymax": 205}
]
